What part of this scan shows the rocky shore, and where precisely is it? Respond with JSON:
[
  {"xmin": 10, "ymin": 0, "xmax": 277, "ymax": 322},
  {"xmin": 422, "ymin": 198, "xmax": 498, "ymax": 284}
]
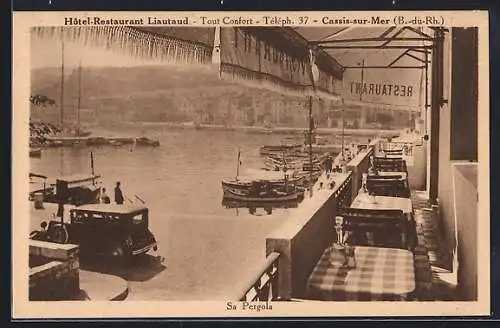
[{"xmin": 29, "ymin": 121, "xmax": 62, "ymax": 146}]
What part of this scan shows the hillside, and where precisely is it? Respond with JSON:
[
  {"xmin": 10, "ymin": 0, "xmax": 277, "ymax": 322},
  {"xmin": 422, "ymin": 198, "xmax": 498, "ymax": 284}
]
[{"xmin": 30, "ymin": 65, "xmax": 318, "ymax": 127}]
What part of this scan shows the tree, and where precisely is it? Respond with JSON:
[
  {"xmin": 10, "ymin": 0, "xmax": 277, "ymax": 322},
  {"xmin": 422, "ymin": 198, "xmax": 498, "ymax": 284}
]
[
  {"xmin": 30, "ymin": 94, "xmax": 56, "ymax": 107},
  {"xmin": 30, "ymin": 94, "xmax": 57, "ymax": 121}
]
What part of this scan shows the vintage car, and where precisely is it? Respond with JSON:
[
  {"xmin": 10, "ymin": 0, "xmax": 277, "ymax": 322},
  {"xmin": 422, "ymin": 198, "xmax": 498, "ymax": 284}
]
[{"xmin": 30, "ymin": 204, "xmax": 158, "ymax": 263}]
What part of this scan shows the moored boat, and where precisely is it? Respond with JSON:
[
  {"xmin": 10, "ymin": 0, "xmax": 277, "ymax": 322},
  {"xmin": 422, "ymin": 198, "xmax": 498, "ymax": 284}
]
[
  {"xmin": 222, "ymin": 178, "xmax": 304, "ymax": 202},
  {"xmin": 259, "ymin": 144, "xmax": 302, "ymax": 156},
  {"xmin": 221, "ymin": 197, "xmax": 300, "ymax": 210},
  {"xmin": 30, "ymin": 173, "xmax": 102, "ymax": 206},
  {"xmin": 222, "ymin": 150, "xmax": 304, "ymax": 203},
  {"xmin": 264, "ymin": 151, "xmax": 326, "ymax": 173},
  {"xmin": 29, "ymin": 152, "xmax": 103, "ymax": 206},
  {"xmin": 29, "ymin": 148, "xmax": 42, "ymax": 158},
  {"xmin": 135, "ymin": 137, "xmax": 160, "ymax": 147}
]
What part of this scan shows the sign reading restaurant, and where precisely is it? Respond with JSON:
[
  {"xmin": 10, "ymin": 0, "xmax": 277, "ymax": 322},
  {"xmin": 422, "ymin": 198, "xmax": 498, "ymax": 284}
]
[
  {"xmin": 341, "ymin": 69, "xmax": 422, "ymax": 109},
  {"xmin": 349, "ymin": 81, "xmax": 414, "ymax": 98}
]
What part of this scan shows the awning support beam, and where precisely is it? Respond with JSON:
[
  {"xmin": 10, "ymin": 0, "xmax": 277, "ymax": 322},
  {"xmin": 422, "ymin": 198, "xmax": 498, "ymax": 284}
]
[
  {"xmin": 380, "ymin": 27, "xmax": 406, "ymax": 46},
  {"xmin": 378, "ymin": 26, "xmax": 397, "ymax": 38},
  {"xmin": 406, "ymin": 26, "xmax": 433, "ymax": 39},
  {"xmin": 311, "ymin": 37, "xmax": 434, "ymax": 44},
  {"xmin": 318, "ymin": 27, "xmax": 352, "ymax": 41},
  {"xmin": 343, "ymin": 65, "xmax": 425, "ymax": 69},
  {"xmin": 406, "ymin": 52, "xmax": 427, "ymax": 64},
  {"xmin": 321, "ymin": 45, "xmax": 433, "ymax": 50},
  {"xmin": 388, "ymin": 49, "xmax": 411, "ymax": 67},
  {"xmin": 409, "ymin": 48, "xmax": 432, "ymax": 55}
]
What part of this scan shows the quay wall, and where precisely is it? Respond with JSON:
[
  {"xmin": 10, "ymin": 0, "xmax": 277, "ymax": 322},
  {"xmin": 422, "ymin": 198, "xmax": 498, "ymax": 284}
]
[{"xmin": 29, "ymin": 240, "xmax": 80, "ymax": 301}]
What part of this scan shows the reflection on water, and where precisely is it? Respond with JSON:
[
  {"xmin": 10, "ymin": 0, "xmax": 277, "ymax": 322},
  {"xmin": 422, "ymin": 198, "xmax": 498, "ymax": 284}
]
[
  {"xmin": 30, "ymin": 127, "xmax": 307, "ymax": 221},
  {"xmin": 221, "ymin": 197, "xmax": 300, "ymax": 217}
]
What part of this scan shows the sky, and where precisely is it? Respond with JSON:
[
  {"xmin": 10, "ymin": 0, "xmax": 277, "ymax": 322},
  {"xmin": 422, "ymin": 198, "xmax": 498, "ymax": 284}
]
[{"xmin": 30, "ymin": 33, "xmax": 165, "ymax": 69}]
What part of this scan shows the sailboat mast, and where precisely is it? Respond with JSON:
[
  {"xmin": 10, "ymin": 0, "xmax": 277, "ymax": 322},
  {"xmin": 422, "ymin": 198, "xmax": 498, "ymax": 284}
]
[
  {"xmin": 282, "ymin": 149, "xmax": 287, "ymax": 189},
  {"xmin": 308, "ymin": 96, "xmax": 313, "ymax": 197},
  {"xmin": 77, "ymin": 61, "xmax": 82, "ymax": 136},
  {"xmin": 341, "ymin": 99, "xmax": 345, "ymax": 160},
  {"xmin": 60, "ymin": 31, "xmax": 65, "ymax": 129},
  {"xmin": 236, "ymin": 148, "xmax": 241, "ymax": 181}
]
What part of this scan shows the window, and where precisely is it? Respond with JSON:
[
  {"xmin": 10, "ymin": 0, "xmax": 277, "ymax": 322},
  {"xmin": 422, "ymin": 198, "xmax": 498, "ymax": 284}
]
[
  {"xmin": 92, "ymin": 213, "xmax": 105, "ymax": 220},
  {"xmin": 132, "ymin": 214, "xmax": 144, "ymax": 225}
]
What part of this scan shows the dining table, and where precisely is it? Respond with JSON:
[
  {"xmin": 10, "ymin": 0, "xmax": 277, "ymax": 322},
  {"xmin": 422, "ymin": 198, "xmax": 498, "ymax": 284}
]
[
  {"xmin": 366, "ymin": 170, "xmax": 410, "ymax": 197},
  {"xmin": 306, "ymin": 246, "xmax": 416, "ymax": 301},
  {"xmin": 351, "ymin": 190, "xmax": 413, "ymax": 215},
  {"xmin": 351, "ymin": 190, "xmax": 417, "ymax": 250}
]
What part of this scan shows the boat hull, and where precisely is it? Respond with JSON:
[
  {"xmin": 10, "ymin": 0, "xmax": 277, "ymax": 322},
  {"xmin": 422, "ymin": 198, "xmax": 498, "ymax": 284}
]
[
  {"xmin": 222, "ymin": 189, "xmax": 303, "ymax": 202},
  {"xmin": 221, "ymin": 197, "xmax": 300, "ymax": 209},
  {"xmin": 221, "ymin": 179, "xmax": 304, "ymax": 203},
  {"xmin": 259, "ymin": 144, "xmax": 302, "ymax": 156},
  {"xmin": 29, "ymin": 148, "xmax": 42, "ymax": 158}
]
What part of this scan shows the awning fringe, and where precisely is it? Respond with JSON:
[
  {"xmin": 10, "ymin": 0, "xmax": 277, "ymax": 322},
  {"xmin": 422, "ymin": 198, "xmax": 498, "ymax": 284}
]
[
  {"xmin": 220, "ymin": 64, "xmax": 341, "ymax": 101},
  {"xmin": 32, "ymin": 26, "xmax": 212, "ymax": 65}
]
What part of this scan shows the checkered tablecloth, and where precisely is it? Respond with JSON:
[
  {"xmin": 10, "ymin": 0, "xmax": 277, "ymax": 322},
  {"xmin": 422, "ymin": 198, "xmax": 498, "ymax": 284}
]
[
  {"xmin": 306, "ymin": 246, "xmax": 415, "ymax": 301},
  {"xmin": 352, "ymin": 192, "xmax": 413, "ymax": 215}
]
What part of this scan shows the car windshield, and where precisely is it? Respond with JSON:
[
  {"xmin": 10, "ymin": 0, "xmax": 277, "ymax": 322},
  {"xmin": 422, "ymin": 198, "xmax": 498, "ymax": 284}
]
[
  {"xmin": 132, "ymin": 213, "xmax": 144, "ymax": 225},
  {"xmin": 72, "ymin": 211, "xmax": 121, "ymax": 222}
]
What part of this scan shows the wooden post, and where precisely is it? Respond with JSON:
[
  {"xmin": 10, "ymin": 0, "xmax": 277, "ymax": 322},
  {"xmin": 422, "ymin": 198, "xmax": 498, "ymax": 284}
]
[{"xmin": 429, "ymin": 28, "xmax": 445, "ymax": 204}]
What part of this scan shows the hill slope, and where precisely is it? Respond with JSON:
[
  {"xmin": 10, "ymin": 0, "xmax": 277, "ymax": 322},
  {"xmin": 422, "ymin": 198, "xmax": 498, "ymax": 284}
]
[{"xmin": 30, "ymin": 65, "xmax": 311, "ymax": 127}]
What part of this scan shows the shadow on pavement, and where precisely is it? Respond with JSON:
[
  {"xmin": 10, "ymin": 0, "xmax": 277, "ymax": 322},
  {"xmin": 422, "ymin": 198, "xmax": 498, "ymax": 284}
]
[{"xmin": 79, "ymin": 253, "xmax": 166, "ymax": 282}]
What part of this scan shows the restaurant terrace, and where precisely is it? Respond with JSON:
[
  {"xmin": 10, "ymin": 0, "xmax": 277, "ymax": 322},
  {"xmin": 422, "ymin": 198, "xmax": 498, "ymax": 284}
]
[{"xmin": 30, "ymin": 25, "xmax": 480, "ymax": 303}]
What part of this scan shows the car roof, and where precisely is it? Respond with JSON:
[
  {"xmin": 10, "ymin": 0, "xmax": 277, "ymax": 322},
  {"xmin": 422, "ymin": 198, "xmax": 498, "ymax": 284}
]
[{"xmin": 71, "ymin": 204, "xmax": 148, "ymax": 214}]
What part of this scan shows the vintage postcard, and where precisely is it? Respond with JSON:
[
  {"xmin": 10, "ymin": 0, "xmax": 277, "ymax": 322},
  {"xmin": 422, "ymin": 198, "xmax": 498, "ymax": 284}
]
[{"xmin": 12, "ymin": 11, "xmax": 489, "ymax": 318}]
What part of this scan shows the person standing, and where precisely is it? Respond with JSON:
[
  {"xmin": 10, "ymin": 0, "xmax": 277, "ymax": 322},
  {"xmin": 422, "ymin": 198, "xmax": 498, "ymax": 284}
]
[
  {"xmin": 325, "ymin": 155, "xmax": 333, "ymax": 173},
  {"xmin": 114, "ymin": 181, "xmax": 124, "ymax": 205},
  {"xmin": 100, "ymin": 188, "xmax": 111, "ymax": 204}
]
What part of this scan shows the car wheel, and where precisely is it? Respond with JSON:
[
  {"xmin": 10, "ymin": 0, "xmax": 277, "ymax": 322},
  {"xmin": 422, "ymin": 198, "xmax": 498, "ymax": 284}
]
[{"xmin": 48, "ymin": 224, "xmax": 69, "ymax": 244}]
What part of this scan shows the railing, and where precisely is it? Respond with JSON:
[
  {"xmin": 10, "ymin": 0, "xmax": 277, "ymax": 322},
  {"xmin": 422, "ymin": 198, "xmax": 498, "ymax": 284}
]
[
  {"xmin": 334, "ymin": 172, "xmax": 353, "ymax": 210},
  {"xmin": 237, "ymin": 252, "xmax": 281, "ymax": 302}
]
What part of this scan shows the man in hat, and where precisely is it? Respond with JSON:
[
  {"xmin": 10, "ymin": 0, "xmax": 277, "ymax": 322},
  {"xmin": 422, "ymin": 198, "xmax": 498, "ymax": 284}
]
[{"xmin": 114, "ymin": 181, "xmax": 124, "ymax": 205}]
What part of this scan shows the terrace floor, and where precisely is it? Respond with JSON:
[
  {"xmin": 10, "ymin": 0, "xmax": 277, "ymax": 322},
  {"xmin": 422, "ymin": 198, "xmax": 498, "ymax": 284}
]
[{"xmin": 411, "ymin": 190, "xmax": 459, "ymax": 301}]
